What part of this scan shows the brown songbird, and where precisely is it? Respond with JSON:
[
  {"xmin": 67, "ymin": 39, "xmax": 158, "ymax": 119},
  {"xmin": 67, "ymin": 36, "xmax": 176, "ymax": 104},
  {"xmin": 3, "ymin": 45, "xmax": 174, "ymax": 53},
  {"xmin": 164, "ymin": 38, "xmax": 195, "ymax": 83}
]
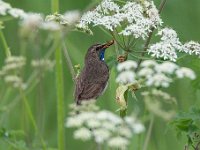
[{"xmin": 75, "ymin": 40, "xmax": 114, "ymax": 105}]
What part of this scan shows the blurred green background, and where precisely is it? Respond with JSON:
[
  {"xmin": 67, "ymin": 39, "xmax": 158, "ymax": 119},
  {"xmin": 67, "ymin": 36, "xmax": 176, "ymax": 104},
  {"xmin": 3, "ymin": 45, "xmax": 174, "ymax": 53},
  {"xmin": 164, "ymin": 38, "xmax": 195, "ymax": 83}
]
[{"xmin": 1, "ymin": 0, "xmax": 200, "ymax": 150}]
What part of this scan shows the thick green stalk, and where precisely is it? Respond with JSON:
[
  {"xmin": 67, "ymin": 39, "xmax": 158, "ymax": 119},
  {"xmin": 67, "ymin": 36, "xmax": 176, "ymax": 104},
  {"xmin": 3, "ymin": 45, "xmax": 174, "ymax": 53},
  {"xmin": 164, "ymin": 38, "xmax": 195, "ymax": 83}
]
[
  {"xmin": 0, "ymin": 30, "xmax": 11, "ymax": 57},
  {"xmin": 51, "ymin": 0, "xmax": 59, "ymax": 13},
  {"xmin": 51, "ymin": 0, "xmax": 65, "ymax": 149},
  {"xmin": 55, "ymin": 35, "xmax": 65, "ymax": 150}
]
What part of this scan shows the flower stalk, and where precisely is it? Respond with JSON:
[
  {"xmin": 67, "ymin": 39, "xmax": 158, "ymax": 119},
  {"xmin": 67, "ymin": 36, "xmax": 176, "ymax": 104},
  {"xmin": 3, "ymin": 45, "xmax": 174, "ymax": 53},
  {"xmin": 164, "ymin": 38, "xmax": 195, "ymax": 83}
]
[
  {"xmin": 51, "ymin": 0, "xmax": 65, "ymax": 149},
  {"xmin": 0, "ymin": 29, "xmax": 11, "ymax": 57}
]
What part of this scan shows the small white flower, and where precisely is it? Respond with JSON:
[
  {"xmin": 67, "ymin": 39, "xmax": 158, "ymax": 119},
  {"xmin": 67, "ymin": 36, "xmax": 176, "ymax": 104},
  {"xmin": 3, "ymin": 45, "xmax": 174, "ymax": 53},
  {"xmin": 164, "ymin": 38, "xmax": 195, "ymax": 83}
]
[
  {"xmin": 176, "ymin": 67, "xmax": 196, "ymax": 80},
  {"xmin": 121, "ymin": 2, "xmax": 143, "ymax": 23},
  {"xmin": 124, "ymin": 116, "xmax": 145, "ymax": 134},
  {"xmin": 118, "ymin": 126, "xmax": 132, "ymax": 138},
  {"xmin": 148, "ymin": 42, "xmax": 178, "ymax": 61},
  {"xmin": 65, "ymin": 117, "xmax": 83, "ymax": 127},
  {"xmin": 93, "ymin": 13, "xmax": 123, "ymax": 31},
  {"xmin": 148, "ymin": 28, "xmax": 182, "ymax": 61},
  {"xmin": 116, "ymin": 70, "xmax": 136, "ymax": 84},
  {"xmin": 93, "ymin": 128, "xmax": 111, "ymax": 143},
  {"xmin": 0, "ymin": 1, "xmax": 11, "ymax": 15},
  {"xmin": 101, "ymin": 121, "xmax": 116, "ymax": 131},
  {"xmin": 79, "ymin": 11, "xmax": 101, "ymax": 27},
  {"xmin": 40, "ymin": 21, "xmax": 61, "ymax": 31},
  {"xmin": 86, "ymin": 119, "xmax": 101, "ymax": 128},
  {"xmin": 138, "ymin": 68, "xmax": 154, "ymax": 77},
  {"xmin": 182, "ymin": 41, "xmax": 200, "ymax": 55},
  {"xmin": 106, "ymin": 112, "xmax": 123, "ymax": 125},
  {"xmin": 4, "ymin": 75, "xmax": 22, "ymax": 83},
  {"xmin": 108, "ymin": 136, "xmax": 129, "ymax": 149},
  {"xmin": 64, "ymin": 10, "xmax": 80, "ymax": 25},
  {"xmin": 155, "ymin": 62, "xmax": 178, "ymax": 74},
  {"xmin": 146, "ymin": 73, "xmax": 172, "ymax": 87},
  {"xmin": 97, "ymin": 110, "xmax": 122, "ymax": 124},
  {"xmin": 124, "ymin": 116, "xmax": 136, "ymax": 125},
  {"xmin": 117, "ymin": 60, "xmax": 137, "ymax": 71},
  {"xmin": 20, "ymin": 13, "xmax": 43, "ymax": 29},
  {"xmin": 77, "ymin": 112, "xmax": 96, "ymax": 122},
  {"xmin": 132, "ymin": 122, "xmax": 145, "ymax": 134},
  {"xmin": 151, "ymin": 89, "xmax": 176, "ymax": 101},
  {"xmin": 73, "ymin": 127, "xmax": 92, "ymax": 141},
  {"xmin": 31, "ymin": 59, "xmax": 54, "ymax": 71},
  {"xmin": 3, "ymin": 56, "xmax": 26, "ymax": 72},
  {"xmin": 146, "ymin": 2, "xmax": 163, "ymax": 26},
  {"xmin": 4, "ymin": 75, "xmax": 26, "ymax": 89},
  {"xmin": 141, "ymin": 60, "xmax": 157, "ymax": 67},
  {"xmin": 96, "ymin": 0, "xmax": 120, "ymax": 14},
  {"xmin": 120, "ymin": 23, "xmax": 149, "ymax": 39},
  {"xmin": 8, "ymin": 8, "xmax": 27, "ymax": 18}
]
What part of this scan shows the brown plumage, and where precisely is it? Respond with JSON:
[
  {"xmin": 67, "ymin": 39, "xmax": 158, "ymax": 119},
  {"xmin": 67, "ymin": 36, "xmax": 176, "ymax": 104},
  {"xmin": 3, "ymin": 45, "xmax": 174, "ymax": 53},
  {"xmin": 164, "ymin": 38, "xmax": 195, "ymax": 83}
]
[{"xmin": 75, "ymin": 41, "xmax": 114, "ymax": 105}]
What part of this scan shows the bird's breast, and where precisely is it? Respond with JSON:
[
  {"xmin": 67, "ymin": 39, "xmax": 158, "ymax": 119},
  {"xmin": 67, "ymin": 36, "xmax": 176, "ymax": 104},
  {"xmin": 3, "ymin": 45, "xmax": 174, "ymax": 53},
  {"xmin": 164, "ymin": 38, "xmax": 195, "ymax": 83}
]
[{"xmin": 84, "ymin": 60, "xmax": 109, "ymax": 83}]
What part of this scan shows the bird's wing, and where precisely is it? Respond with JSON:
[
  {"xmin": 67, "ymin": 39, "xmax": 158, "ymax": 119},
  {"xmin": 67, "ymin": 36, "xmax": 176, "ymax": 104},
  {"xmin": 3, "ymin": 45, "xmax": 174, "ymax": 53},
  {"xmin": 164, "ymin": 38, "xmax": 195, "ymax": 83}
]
[
  {"xmin": 75, "ymin": 77, "xmax": 106, "ymax": 104},
  {"xmin": 74, "ymin": 75, "xmax": 83, "ymax": 101}
]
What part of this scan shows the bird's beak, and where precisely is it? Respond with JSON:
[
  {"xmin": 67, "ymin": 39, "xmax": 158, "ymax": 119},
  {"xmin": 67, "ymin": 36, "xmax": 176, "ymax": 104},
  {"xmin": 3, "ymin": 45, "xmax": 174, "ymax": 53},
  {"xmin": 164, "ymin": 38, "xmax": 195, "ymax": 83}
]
[{"xmin": 101, "ymin": 40, "xmax": 114, "ymax": 49}]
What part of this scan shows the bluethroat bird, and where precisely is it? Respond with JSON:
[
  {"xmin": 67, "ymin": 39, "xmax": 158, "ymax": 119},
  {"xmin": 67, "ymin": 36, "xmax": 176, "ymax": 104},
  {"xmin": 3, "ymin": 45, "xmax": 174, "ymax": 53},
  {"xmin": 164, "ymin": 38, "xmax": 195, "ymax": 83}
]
[{"xmin": 75, "ymin": 40, "xmax": 114, "ymax": 105}]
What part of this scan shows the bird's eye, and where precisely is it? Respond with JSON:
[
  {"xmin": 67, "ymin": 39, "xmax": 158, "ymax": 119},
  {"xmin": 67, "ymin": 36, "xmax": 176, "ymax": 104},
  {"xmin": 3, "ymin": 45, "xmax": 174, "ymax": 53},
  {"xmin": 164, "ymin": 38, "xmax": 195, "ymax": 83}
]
[{"xmin": 96, "ymin": 45, "xmax": 103, "ymax": 51}]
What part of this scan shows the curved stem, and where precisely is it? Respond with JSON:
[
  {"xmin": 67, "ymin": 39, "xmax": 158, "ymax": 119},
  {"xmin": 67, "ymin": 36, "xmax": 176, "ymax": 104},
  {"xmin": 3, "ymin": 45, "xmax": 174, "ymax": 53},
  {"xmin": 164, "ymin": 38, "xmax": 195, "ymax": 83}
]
[
  {"xmin": 143, "ymin": 115, "xmax": 154, "ymax": 150},
  {"xmin": 0, "ymin": 29, "xmax": 11, "ymax": 57},
  {"xmin": 19, "ymin": 88, "xmax": 46, "ymax": 149},
  {"xmin": 62, "ymin": 40, "xmax": 75, "ymax": 80}
]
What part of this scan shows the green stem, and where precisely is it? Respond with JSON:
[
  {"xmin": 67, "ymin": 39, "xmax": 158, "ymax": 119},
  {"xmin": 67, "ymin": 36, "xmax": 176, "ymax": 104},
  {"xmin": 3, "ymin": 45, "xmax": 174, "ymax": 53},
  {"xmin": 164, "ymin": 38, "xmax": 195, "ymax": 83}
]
[
  {"xmin": 55, "ymin": 34, "xmax": 65, "ymax": 150},
  {"xmin": 62, "ymin": 39, "xmax": 75, "ymax": 80},
  {"xmin": 0, "ymin": 29, "xmax": 11, "ymax": 57},
  {"xmin": 0, "ymin": 42, "xmax": 56, "ymax": 124},
  {"xmin": 143, "ymin": 115, "xmax": 154, "ymax": 150},
  {"xmin": 19, "ymin": 89, "xmax": 46, "ymax": 149},
  {"xmin": 51, "ymin": 0, "xmax": 59, "ymax": 13},
  {"xmin": 51, "ymin": 0, "xmax": 65, "ymax": 149}
]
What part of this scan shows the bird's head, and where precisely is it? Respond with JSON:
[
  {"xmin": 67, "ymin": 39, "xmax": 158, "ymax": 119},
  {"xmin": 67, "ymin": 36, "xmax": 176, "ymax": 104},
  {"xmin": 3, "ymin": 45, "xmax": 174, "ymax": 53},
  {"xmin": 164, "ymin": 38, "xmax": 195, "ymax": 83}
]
[{"xmin": 85, "ymin": 40, "xmax": 114, "ymax": 62}]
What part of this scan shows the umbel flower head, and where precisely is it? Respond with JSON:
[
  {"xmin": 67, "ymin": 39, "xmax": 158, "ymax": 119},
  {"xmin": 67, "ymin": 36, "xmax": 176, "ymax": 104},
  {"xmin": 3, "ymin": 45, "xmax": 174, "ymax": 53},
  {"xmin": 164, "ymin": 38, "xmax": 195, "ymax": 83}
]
[
  {"xmin": 66, "ymin": 100, "xmax": 144, "ymax": 150},
  {"xmin": 77, "ymin": 0, "xmax": 162, "ymax": 39},
  {"xmin": 77, "ymin": 0, "xmax": 200, "ymax": 61},
  {"xmin": 116, "ymin": 60, "xmax": 196, "ymax": 87},
  {"xmin": 147, "ymin": 28, "xmax": 200, "ymax": 61},
  {"xmin": 0, "ymin": 56, "xmax": 26, "ymax": 89}
]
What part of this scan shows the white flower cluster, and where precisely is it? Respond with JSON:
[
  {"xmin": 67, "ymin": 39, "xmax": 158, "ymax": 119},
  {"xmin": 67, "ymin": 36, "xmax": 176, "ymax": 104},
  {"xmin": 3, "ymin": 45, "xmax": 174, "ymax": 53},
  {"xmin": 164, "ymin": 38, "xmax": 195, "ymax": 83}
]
[
  {"xmin": 116, "ymin": 60, "xmax": 196, "ymax": 88},
  {"xmin": 0, "ymin": 56, "xmax": 26, "ymax": 89},
  {"xmin": 116, "ymin": 60, "xmax": 138, "ymax": 84},
  {"xmin": 0, "ymin": 1, "xmax": 80, "ymax": 31},
  {"xmin": 0, "ymin": 0, "xmax": 26, "ymax": 18},
  {"xmin": 182, "ymin": 41, "xmax": 200, "ymax": 55},
  {"xmin": 66, "ymin": 101, "xmax": 144, "ymax": 150},
  {"xmin": 142, "ymin": 88, "xmax": 176, "ymax": 104},
  {"xmin": 22, "ymin": 11, "xmax": 80, "ymax": 31},
  {"xmin": 78, "ymin": 0, "xmax": 162, "ymax": 39},
  {"xmin": 31, "ymin": 59, "xmax": 54, "ymax": 71},
  {"xmin": 148, "ymin": 28, "xmax": 200, "ymax": 61}
]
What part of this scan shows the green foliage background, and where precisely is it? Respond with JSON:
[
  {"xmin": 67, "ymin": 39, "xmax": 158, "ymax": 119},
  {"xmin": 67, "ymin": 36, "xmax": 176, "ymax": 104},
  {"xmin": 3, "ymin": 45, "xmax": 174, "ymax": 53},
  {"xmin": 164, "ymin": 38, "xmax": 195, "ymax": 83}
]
[{"xmin": 0, "ymin": 0, "xmax": 200, "ymax": 149}]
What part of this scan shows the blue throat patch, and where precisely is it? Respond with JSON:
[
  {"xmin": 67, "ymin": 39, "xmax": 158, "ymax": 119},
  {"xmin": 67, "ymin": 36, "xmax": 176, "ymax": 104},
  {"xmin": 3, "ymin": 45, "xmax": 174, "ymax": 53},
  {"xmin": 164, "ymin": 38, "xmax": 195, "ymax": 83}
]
[{"xmin": 99, "ymin": 49, "xmax": 105, "ymax": 61}]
